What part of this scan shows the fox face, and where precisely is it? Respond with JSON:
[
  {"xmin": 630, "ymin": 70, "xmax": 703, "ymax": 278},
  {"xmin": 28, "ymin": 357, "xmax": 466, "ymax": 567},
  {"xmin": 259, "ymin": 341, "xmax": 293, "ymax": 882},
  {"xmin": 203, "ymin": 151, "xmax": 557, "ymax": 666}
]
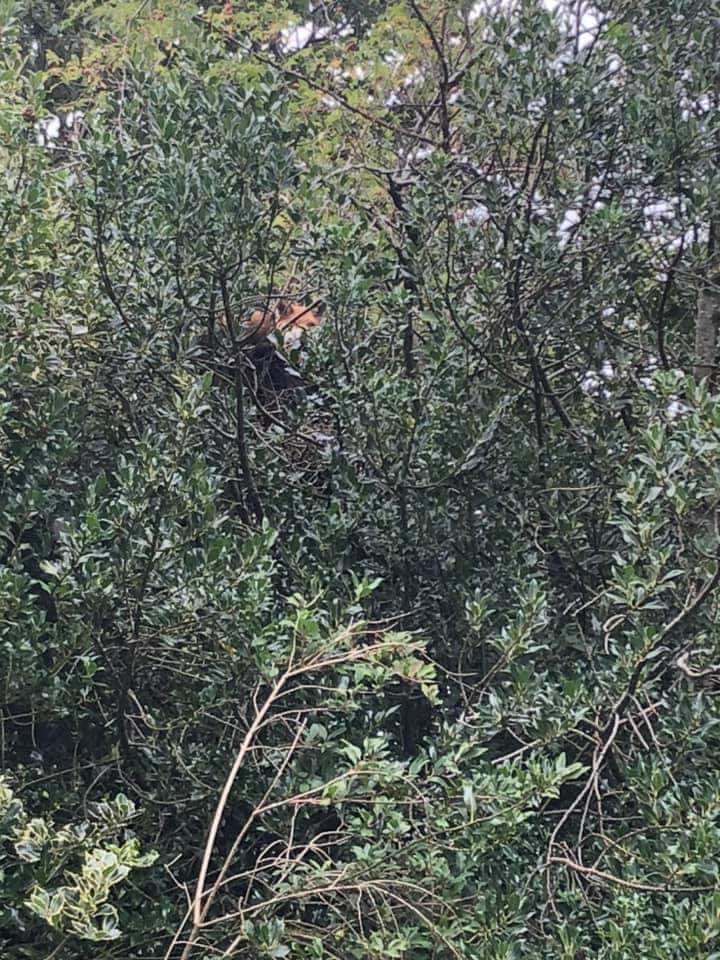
[{"xmin": 243, "ymin": 300, "xmax": 323, "ymax": 350}]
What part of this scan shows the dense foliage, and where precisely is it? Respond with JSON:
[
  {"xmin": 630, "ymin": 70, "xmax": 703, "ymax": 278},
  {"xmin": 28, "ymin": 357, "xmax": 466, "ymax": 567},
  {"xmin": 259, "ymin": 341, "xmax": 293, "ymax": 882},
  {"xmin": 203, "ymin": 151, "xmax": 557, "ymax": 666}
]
[{"xmin": 3, "ymin": 0, "xmax": 720, "ymax": 957}]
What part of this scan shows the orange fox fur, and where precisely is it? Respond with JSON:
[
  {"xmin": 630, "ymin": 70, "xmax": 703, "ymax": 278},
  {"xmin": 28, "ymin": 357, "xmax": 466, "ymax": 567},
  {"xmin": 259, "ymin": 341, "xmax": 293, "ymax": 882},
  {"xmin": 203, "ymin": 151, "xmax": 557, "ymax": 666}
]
[{"xmin": 242, "ymin": 300, "xmax": 322, "ymax": 349}]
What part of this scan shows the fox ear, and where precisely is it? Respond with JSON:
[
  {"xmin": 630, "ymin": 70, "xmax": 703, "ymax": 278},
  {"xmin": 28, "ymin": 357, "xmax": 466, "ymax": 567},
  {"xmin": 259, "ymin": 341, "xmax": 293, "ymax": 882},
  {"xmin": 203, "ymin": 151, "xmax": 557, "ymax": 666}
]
[{"xmin": 276, "ymin": 298, "xmax": 290, "ymax": 316}]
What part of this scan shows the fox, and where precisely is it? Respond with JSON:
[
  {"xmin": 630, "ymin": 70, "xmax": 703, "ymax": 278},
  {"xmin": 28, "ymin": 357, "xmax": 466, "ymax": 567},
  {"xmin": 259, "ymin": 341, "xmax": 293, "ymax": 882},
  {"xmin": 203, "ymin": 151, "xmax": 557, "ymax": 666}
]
[
  {"xmin": 241, "ymin": 299, "xmax": 323, "ymax": 351},
  {"xmin": 208, "ymin": 298, "xmax": 323, "ymax": 419}
]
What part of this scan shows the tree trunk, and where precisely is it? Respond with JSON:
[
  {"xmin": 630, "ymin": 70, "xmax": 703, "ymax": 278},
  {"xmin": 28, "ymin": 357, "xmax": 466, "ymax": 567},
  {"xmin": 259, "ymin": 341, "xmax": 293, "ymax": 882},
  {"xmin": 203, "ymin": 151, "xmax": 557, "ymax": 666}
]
[{"xmin": 694, "ymin": 256, "xmax": 720, "ymax": 386}]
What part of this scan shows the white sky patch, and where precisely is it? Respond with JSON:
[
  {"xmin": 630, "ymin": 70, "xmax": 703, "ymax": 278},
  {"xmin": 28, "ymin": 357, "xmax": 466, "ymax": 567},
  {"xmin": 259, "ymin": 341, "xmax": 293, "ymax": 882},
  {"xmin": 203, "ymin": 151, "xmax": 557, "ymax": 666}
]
[
  {"xmin": 542, "ymin": 0, "xmax": 605, "ymax": 71},
  {"xmin": 279, "ymin": 21, "xmax": 314, "ymax": 52},
  {"xmin": 581, "ymin": 370, "xmax": 600, "ymax": 395},
  {"xmin": 35, "ymin": 110, "xmax": 85, "ymax": 147},
  {"xmin": 456, "ymin": 204, "xmax": 490, "ymax": 227},
  {"xmin": 403, "ymin": 67, "xmax": 423, "ymax": 89},
  {"xmin": 527, "ymin": 96, "xmax": 547, "ymax": 120},
  {"xmin": 638, "ymin": 357, "xmax": 660, "ymax": 390},
  {"xmin": 550, "ymin": 46, "xmax": 574, "ymax": 73},
  {"xmin": 557, "ymin": 208, "xmax": 580, "ymax": 247},
  {"xmin": 577, "ymin": 7, "xmax": 600, "ymax": 51},
  {"xmin": 279, "ymin": 18, "xmax": 351, "ymax": 52},
  {"xmin": 680, "ymin": 92, "xmax": 712, "ymax": 122},
  {"xmin": 585, "ymin": 179, "xmax": 604, "ymax": 206},
  {"xmin": 606, "ymin": 54, "xmax": 622, "ymax": 77},
  {"xmin": 666, "ymin": 399, "xmax": 687, "ymax": 420},
  {"xmin": 643, "ymin": 199, "xmax": 674, "ymax": 224},
  {"xmin": 468, "ymin": 0, "xmax": 518, "ymax": 23},
  {"xmin": 581, "ymin": 358, "xmax": 616, "ymax": 396},
  {"xmin": 667, "ymin": 222, "xmax": 709, "ymax": 253},
  {"xmin": 37, "ymin": 115, "xmax": 61, "ymax": 146},
  {"xmin": 406, "ymin": 145, "xmax": 434, "ymax": 164},
  {"xmin": 384, "ymin": 51, "xmax": 405, "ymax": 69}
]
